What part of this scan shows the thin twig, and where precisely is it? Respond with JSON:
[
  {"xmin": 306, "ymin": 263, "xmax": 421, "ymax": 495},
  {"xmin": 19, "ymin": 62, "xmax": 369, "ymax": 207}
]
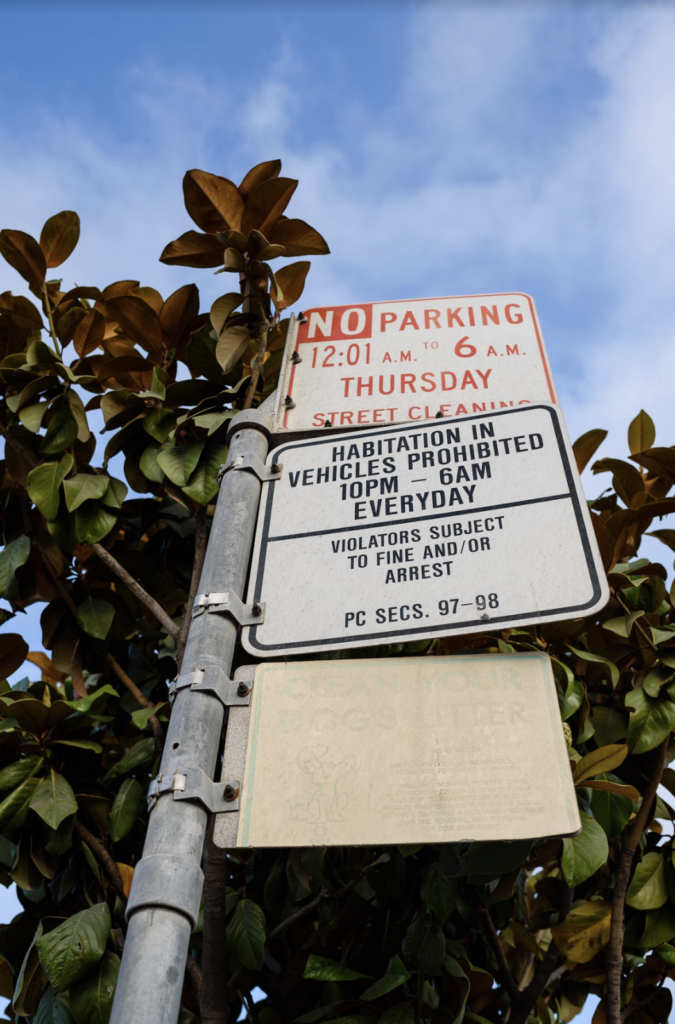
[
  {"xmin": 176, "ymin": 507, "xmax": 208, "ymax": 670},
  {"xmin": 607, "ymin": 738, "xmax": 669, "ymax": 1024},
  {"xmin": 106, "ymin": 653, "xmax": 163, "ymax": 752},
  {"xmin": 42, "ymin": 284, "xmax": 61, "ymax": 356},
  {"xmin": 477, "ymin": 903, "xmax": 521, "ymax": 1004},
  {"xmin": 92, "ymin": 542, "xmax": 180, "ymax": 640},
  {"xmin": 242, "ymin": 320, "xmax": 269, "ymax": 410},
  {"xmin": 74, "ymin": 819, "xmax": 124, "ymax": 896}
]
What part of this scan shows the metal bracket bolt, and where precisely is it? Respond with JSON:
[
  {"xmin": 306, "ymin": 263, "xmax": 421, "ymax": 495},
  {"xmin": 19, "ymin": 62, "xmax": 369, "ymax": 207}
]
[
  {"xmin": 290, "ymin": 350, "xmax": 302, "ymax": 364},
  {"xmin": 147, "ymin": 768, "xmax": 239, "ymax": 814},
  {"xmin": 192, "ymin": 590, "xmax": 265, "ymax": 626},
  {"xmin": 218, "ymin": 451, "xmax": 282, "ymax": 484},
  {"xmin": 168, "ymin": 664, "xmax": 254, "ymax": 709},
  {"xmin": 283, "ymin": 395, "xmax": 296, "ymax": 409}
]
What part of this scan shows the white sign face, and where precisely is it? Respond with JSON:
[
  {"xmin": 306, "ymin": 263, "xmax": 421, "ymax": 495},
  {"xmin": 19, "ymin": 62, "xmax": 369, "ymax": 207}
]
[
  {"xmin": 242, "ymin": 404, "xmax": 608, "ymax": 657},
  {"xmin": 214, "ymin": 655, "xmax": 580, "ymax": 849},
  {"xmin": 276, "ymin": 293, "xmax": 556, "ymax": 432}
]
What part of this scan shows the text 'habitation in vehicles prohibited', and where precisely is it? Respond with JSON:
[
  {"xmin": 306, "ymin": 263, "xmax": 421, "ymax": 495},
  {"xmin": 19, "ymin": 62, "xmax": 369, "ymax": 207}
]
[
  {"xmin": 242, "ymin": 404, "xmax": 609, "ymax": 656},
  {"xmin": 277, "ymin": 293, "xmax": 557, "ymax": 432}
]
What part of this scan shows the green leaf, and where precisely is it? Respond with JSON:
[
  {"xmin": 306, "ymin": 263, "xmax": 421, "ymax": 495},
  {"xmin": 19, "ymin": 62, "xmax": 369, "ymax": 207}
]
[
  {"xmin": 401, "ymin": 912, "xmax": 445, "ymax": 974},
  {"xmin": 36, "ymin": 902, "xmax": 111, "ymax": 990},
  {"xmin": 143, "ymin": 409, "xmax": 176, "ymax": 444},
  {"xmin": 209, "ymin": 292, "xmax": 243, "ymax": 336},
  {"xmin": 627, "ymin": 852, "xmax": 668, "ymax": 910},
  {"xmin": 551, "ymin": 900, "xmax": 612, "ymax": 963},
  {"xmin": 639, "ymin": 903, "xmax": 675, "ymax": 949},
  {"xmin": 20, "ymin": 400, "xmax": 50, "ymax": 432},
  {"xmin": 156, "ymin": 442, "xmax": 204, "ymax": 487},
  {"xmin": 625, "ymin": 689, "xmax": 675, "ymax": 753},
  {"xmin": 69, "ymin": 951, "xmax": 119, "ymax": 1024},
  {"xmin": 573, "ymin": 744, "xmax": 628, "ymax": 783},
  {"xmin": 75, "ymin": 502, "xmax": 117, "ymax": 545},
  {"xmin": 0, "ymin": 228, "xmax": 47, "ymax": 290},
  {"xmin": 63, "ymin": 474, "xmax": 109, "ymax": 513},
  {"xmin": 13, "ymin": 927, "xmax": 48, "ymax": 1016},
  {"xmin": 0, "ymin": 534, "xmax": 31, "ymax": 600},
  {"xmin": 29, "ymin": 770, "xmax": 78, "ymax": 830},
  {"xmin": 40, "ymin": 399, "xmax": 79, "ymax": 455},
  {"xmin": 130, "ymin": 704, "xmax": 165, "ymax": 731},
  {"xmin": 182, "ymin": 445, "xmax": 228, "ymax": 505},
  {"xmin": 139, "ymin": 444, "xmax": 166, "ymax": 484},
  {"xmin": 561, "ymin": 812, "xmax": 608, "ymax": 886},
  {"xmin": 558, "ymin": 676, "xmax": 584, "ymax": 721},
  {"xmin": 589, "ymin": 706, "xmax": 627, "ymax": 744},
  {"xmin": 76, "ymin": 598, "xmax": 115, "ymax": 640},
  {"xmin": 361, "ymin": 956, "xmax": 410, "ymax": 1000},
  {"xmin": 303, "ymin": 954, "xmax": 370, "ymax": 982},
  {"xmin": 40, "ymin": 211, "xmax": 80, "ymax": 268},
  {"xmin": 568, "ymin": 645, "xmax": 620, "ymax": 688},
  {"xmin": 64, "ymin": 684, "xmax": 120, "ymax": 715},
  {"xmin": 215, "ymin": 325, "xmax": 251, "ymax": 374},
  {"xmin": 420, "ymin": 862, "xmax": 457, "ymax": 922},
  {"xmin": 103, "ymin": 737, "xmax": 155, "ymax": 780},
  {"xmin": 28, "ymin": 455, "xmax": 74, "ymax": 521},
  {"xmin": 0, "ymin": 773, "xmax": 40, "ymax": 831},
  {"xmin": 602, "ymin": 612, "xmax": 645, "ymax": 638},
  {"xmin": 99, "ymin": 477, "xmax": 127, "ymax": 510},
  {"xmin": 33, "ymin": 985, "xmax": 75, "ymax": 1024},
  {"xmin": 0, "ymin": 754, "xmax": 43, "ymax": 792},
  {"xmin": 589, "ymin": 773, "xmax": 634, "ymax": 839},
  {"xmin": 52, "ymin": 739, "xmax": 103, "ymax": 754},
  {"xmin": 228, "ymin": 899, "xmax": 267, "ymax": 970},
  {"xmin": 656, "ymin": 943, "xmax": 675, "ymax": 967},
  {"xmin": 378, "ymin": 1006, "xmax": 414, "ymax": 1024},
  {"xmin": 628, "ymin": 409, "xmax": 656, "ymax": 455}
]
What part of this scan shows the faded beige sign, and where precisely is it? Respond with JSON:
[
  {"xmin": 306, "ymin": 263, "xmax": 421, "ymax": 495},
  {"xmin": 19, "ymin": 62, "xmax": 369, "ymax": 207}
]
[{"xmin": 215, "ymin": 653, "xmax": 580, "ymax": 849}]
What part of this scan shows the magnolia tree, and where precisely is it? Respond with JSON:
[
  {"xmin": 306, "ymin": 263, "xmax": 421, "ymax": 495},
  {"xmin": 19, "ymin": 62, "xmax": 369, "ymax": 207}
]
[{"xmin": 0, "ymin": 161, "xmax": 675, "ymax": 1024}]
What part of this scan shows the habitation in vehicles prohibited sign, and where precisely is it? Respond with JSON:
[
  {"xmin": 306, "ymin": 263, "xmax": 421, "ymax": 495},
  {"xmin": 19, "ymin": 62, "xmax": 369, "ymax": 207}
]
[
  {"xmin": 242, "ymin": 404, "xmax": 609, "ymax": 657},
  {"xmin": 277, "ymin": 293, "xmax": 556, "ymax": 432}
]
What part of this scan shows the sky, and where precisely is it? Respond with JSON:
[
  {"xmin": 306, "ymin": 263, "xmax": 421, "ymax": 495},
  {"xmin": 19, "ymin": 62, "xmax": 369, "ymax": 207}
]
[{"xmin": 1, "ymin": 0, "xmax": 675, "ymax": 1018}]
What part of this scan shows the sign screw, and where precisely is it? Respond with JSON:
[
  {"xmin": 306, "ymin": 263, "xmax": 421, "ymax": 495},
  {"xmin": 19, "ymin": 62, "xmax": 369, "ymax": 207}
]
[
  {"xmin": 223, "ymin": 784, "xmax": 237, "ymax": 802},
  {"xmin": 324, "ymin": 419, "xmax": 333, "ymax": 428},
  {"xmin": 297, "ymin": 312, "xmax": 308, "ymax": 324},
  {"xmin": 271, "ymin": 463, "xmax": 281, "ymax": 474},
  {"xmin": 290, "ymin": 351, "xmax": 302, "ymax": 364},
  {"xmin": 236, "ymin": 682, "xmax": 250, "ymax": 698},
  {"xmin": 284, "ymin": 395, "xmax": 296, "ymax": 409},
  {"xmin": 251, "ymin": 602, "xmax": 263, "ymax": 617}
]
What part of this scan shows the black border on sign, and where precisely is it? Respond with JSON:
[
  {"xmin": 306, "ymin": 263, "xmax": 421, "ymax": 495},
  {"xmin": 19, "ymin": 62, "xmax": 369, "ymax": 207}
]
[{"xmin": 246, "ymin": 405, "xmax": 604, "ymax": 653}]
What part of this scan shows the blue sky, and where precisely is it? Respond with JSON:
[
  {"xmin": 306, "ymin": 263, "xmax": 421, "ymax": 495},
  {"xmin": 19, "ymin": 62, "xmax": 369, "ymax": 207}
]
[{"xmin": 1, "ymin": 1, "xmax": 675, "ymax": 1016}]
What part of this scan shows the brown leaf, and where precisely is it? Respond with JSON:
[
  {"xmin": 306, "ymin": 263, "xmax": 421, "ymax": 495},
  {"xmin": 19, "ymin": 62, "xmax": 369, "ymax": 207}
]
[
  {"xmin": 238, "ymin": 159, "xmax": 282, "ymax": 199},
  {"xmin": 39, "ymin": 211, "xmax": 80, "ymax": 268},
  {"xmin": 630, "ymin": 447, "xmax": 675, "ymax": 486},
  {"xmin": 10, "ymin": 295, "xmax": 44, "ymax": 331},
  {"xmin": 210, "ymin": 293, "xmax": 243, "ymax": 337},
  {"xmin": 97, "ymin": 355, "xmax": 154, "ymax": 382},
  {"xmin": 268, "ymin": 218, "xmax": 330, "ymax": 256},
  {"xmin": 573, "ymin": 428, "xmax": 607, "ymax": 474},
  {"xmin": 272, "ymin": 261, "xmax": 310, "ymax": 311},
  {"xmin": 0, "ymin": 229, "xmax": 47, "ymax": 290},
  {"xmin": 589, "ymin": 513, "xmax": 615, "ymax": 572},
  {"xmin": 105, "ymin": 296, "xmax": 163, "ymax": 358},
  {"xmin": 130, "ymin": 286, "xmax": 164, "ymax": 315},
  {"xmin": 215, "ymin": 325, "xmax": 251, "ymax": 374},
  {"xmin": 626, "ymin": 498, "xmax": 675, "ymax": 526},
  {"xmin": 159, "ymin": 230, "xmax": 224, "ymax": 269},
  {"xmin": 160, "ymin": 284, "xmax": 200, "ymax": 347},
  {"xmin": 116, "ymin": 863, "xmax": 135, "ymax": 899},
  {"xmin": 628, "ymin": 409, "xmax": 656, "ymax": 455},
  {"xmin": 573, "ymin": 744, "xmax": 628, "ymax": 782},
  {"xmin": 0, "ymin": 632, "xmax": 29, "ymax": 677},
  {"xmin": 26, "ymin": 651, "xmax": 66, "ymax": 684},
  {"xmin": 102, "ymin": 280, "xmax": 140, "ymax": 300},
  {"xmin": 241, "ymin": 178, "xmax": 298, "ymax": 238},
  {"xmin": 73, "ymin": 309, "xmax": 105, "ymax": 357},
  {"xmin": 183, "ymin": 169, "xmax": 245, "ymax": 233},
  {"xmin": 583, "ymin": 779, "xmax": 640, "ymax": 800}
]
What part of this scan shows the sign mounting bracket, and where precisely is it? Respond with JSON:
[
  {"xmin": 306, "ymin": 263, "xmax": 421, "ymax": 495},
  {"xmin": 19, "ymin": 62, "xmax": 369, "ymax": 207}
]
[{"xmin": 192, "ymin": 590, "xmax": 265, "ymax": 625}]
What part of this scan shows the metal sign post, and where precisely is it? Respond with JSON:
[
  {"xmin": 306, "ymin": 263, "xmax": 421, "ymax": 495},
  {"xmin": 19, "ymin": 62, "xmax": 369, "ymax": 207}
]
[
  {"xmin": 242, "ymin": 404, "xmax": 609, "ymax": 657},
  {"xmin": 110, "ymin": 401, "xmax": 275, "ymax": 1024}
]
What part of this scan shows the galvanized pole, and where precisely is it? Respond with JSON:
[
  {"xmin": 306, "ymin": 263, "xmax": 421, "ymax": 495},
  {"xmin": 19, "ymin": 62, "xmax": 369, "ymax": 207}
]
[{"xmin": 110, "ymin": 399, "xmax": 274, "ymax": 1024}]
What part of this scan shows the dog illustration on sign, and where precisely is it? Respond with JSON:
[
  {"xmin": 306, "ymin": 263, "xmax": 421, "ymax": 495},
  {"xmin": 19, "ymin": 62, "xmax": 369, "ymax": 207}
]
[{"xmin": 291, "ymin": 745, "xmax": 356, "ymax": 840}]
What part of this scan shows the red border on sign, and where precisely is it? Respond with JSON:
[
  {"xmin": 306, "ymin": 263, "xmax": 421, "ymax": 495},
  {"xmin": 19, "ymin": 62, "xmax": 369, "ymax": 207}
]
[{"xmin": 282, "ymin": 292, "xmax": 555, "ymax": 428}]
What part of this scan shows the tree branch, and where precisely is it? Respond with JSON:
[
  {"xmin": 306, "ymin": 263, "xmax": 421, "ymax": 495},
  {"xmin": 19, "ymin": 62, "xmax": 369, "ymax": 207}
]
[
  {"xmin": 199, "ymin": 818, "xmax": 230, "ymax": 1024},
  {"xmin": 176, "ymin": 506, "xmax": 208, "ymax": 670},
  {"xmin": 242, "ymin": 320, "xmax": 269, "ymax": 410},
  {"xmin": 607, "ymin": 738, "xmax": 669, "ymax": 1024},
  {"xmin": 185, "ymin": 956, "xmax": 203, "ymax": 1001},
  {"xmin": 92, "ymin": 542, "xmax": 180, "ymax": 640},
  {"xmin": 476, "ymin": 903, "xmax": 521, "ymax": 1004},
  {"xmin": 74, "ymin": 819, "xmax": 124, "ymax": 896},
  {"xmin": 106, "ymin": 653, "xmax": 163, "ymax": 752}
]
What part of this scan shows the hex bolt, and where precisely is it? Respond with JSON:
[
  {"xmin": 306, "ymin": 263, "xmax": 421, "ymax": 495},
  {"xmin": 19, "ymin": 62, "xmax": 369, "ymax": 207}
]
[
  {"xmin": 290, "ymin": 350, "xmax": 302, "ymax": 364},
  {"xmin": 236, "ymin": 682, "xmax": 250, "ymax": 698},
  {"xmin": 271, "ymin": 463, "xmax": 281, "ymax": 474},
  {"xmin": 251, "ymin": 602, "xmax": 263, "ymax": 617},
  {"xmin": 223, "ymin": 784, "xmax": 237, "ymax": 802},
  {"xmin": 284, "ymin": 395, "xmax": 295, "ymax": 408},
  {"xmin": 324, "ymin": 419, "xmax": 333, "ymax": 428}
]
